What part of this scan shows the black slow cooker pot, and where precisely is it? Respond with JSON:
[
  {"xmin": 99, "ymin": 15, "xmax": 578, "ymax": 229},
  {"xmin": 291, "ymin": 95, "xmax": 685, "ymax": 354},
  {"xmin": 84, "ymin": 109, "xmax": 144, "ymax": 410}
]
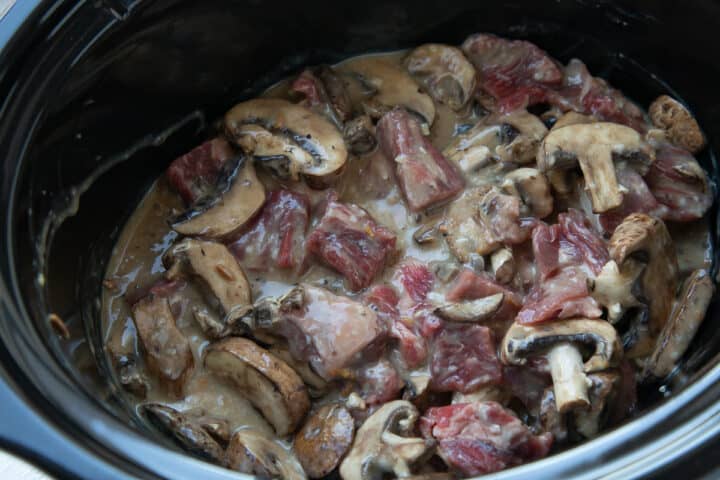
[{"xmin": 1, "ymin": 1, "xmax": 720, "ymax": 478}]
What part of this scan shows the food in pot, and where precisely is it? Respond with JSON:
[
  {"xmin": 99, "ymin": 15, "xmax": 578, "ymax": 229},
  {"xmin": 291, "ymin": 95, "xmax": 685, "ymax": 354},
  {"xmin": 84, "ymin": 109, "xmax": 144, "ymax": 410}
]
[{"xmin": 102, "ymin": 32, "xmax": 715, "ymax": 478}]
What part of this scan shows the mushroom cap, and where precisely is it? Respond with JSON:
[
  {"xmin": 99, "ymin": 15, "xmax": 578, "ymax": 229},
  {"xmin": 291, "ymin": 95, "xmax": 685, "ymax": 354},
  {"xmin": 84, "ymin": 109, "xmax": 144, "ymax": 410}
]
[
  {"xmin": 225, "ymin": 98, "xmax": 348, "ymax": 181},
  {"xmin": 204, "ymin": 337, "xmax": 310, "ymax": 436},
  {"xmin": 405, "ymin": 43, "xmax": 476, "ymax": 110},
  {"xmin": 649, "ymin": 95, "xmax": 706, "ymax": 154},
  {"xmin": 294, "ymin": 404, "xmax": 355, "ymax": 478},
  {"xmin": 500, "ymin": 318, "xmax": 621, "ymax": 372},
  {"xmin": 171, "ymin": 155, "xmax": 266, "ymax": 238},
  {"xmin": 225, "ymin": 428, "xmax": 307, "ymax": 480},
  {"xmin": 502, "ymin": 167, "xmax": 554, "ymax": 218},
  {"xmin": 609, "ymin": 213, "xmax": 678, "ymax": 344},
  {"xmin": 339, "ymin": 400, "xmax": 435, "ymax": 480}
]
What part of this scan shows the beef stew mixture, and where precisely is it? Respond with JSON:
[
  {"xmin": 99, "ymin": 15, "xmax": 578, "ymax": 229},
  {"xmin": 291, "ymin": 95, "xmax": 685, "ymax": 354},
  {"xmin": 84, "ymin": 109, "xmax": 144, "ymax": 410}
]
[{"xmin": 102, "ymin": 33, "xmax": 715, "ymax": 478}]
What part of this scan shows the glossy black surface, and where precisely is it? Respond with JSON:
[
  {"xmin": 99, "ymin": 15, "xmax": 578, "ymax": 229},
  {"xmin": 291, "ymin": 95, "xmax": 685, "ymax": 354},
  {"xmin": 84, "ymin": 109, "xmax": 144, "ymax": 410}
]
[{"xmin": 1, "ymin": 0, "xmax": 720, "ymax": 478}]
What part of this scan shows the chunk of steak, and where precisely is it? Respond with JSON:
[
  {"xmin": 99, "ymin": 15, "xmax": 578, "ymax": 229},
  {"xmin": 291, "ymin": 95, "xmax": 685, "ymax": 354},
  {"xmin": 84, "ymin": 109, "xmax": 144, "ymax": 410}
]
[
  {"xmin": 645, "ymin": 143, "xmax": 713, "ymax": 222},
  {"xmin": 533, "ymin": 209, "xmax": 609, "ymax": 281},
  {"xmin": 599, "ymin": 168, "xmax": 666, "ymax": 234},
  {"xmin": 284, "ymin": 285, "xmax": 382, "ymax": 379},
  {"xmin": 355, "ymin": 358, "xmax": 404, "ymax": 405},
  {"xmin": 166, "ymin": 138, "xmax": 235, "ymax": 204},
  {"xmin": 446, "ymin": 270, "xmax": 522, "ymax": 330},
  {"xmin": 377, "ymin": 107, "xmax": 464, "ymax": 211},
  {"xmin": 443, "ymin": 186, "xmax": 530, "ymax": 261},
  {"xmin": 307, "ymin": 192, "xmax": 396, "ymax": 291},
  {"xmin": 517, "ymin": 266, "xmax": 602, "ymax": 324},
  {"xmin": 461, "ymin": 33, "xmax": 563, "ymax": 113},
  {"xmin": 229, "ymin": 189, "xmax": 310, "ymax": 270},
  {"xmin": 291, "ymin": 66, "xmax": 352, "ymax": 128},
  {"xmin": 430, "ymin": 325, "xmax": 503, "ymax": 393},
  {"xmin": 420, "ymin": 401, "xmax": 553, "ymax": 476},
  {"xmin": 503, "ymin": 365, "xmax": 551, "ymax": 411}
]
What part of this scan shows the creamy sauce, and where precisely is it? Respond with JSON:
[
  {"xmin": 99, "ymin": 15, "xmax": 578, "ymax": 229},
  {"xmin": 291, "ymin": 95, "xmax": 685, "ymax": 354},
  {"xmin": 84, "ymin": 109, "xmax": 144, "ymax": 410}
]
[{"xmin": 102, "ymin": 50, "xmax": 713, "ymax": 461}]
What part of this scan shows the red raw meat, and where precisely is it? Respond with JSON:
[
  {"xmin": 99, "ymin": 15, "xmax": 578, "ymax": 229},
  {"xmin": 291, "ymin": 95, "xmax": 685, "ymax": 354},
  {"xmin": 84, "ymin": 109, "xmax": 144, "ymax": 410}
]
[
  {"xmin": 420, "ymin": 401, "xmax": 553, "ymax": 476},
  {"xmin": 377, "ymin": 108, "xmax": 464, "ymax": 212},
  {"xmin": 166, "ymin": 138, "xmax": 234, "ymax": 204},
  {"xmin": 307, "ymin": 192, "xmax": 396, "ymax": 291},
  {"xmin": 599, "ymin": 167, "xmax": 666, "ymax": 234},
  {"xmin": 446, "ymin": 270, "xmax": 522, "ymax": 326},
  {"xmin": 229, "ymin": 189, "xmax": 310, "ymax": 270},
  {"xmin": 290, "ymin": 69, "xmax": 324, "ymax": 107},
  {"xmin": 517, "ymin": 266, "xmax": 602, "ymax": 325},
  {"xmin": 430, "ymin": 325, "xmax": 503, "ymax": 393},
  {"xmin": 461, "ymin": 33, "xmax": 563, "ymax": 113},
  {"xmin": 356, "ymin": 358, "xmax": 404, "ymax": 405},
  {"xmin": 645, "ymin": 143, "xmax": 713, "ymax": 221}
]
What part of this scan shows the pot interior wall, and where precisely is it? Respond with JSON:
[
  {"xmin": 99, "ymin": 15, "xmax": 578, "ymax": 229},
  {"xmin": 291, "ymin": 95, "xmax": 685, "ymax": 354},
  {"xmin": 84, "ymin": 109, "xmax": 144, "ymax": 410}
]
[{"xmin": 5, "ymin": 0, "xmax": 720, "ymax": 476}]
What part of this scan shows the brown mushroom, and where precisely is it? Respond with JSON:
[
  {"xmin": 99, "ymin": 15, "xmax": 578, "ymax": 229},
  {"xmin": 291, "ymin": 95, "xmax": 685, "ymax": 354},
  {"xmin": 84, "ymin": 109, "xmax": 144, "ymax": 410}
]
[
  {"xmin": 434, "ymin": 293, "xmax": 504, "ymax": 323},
  {"xmin": 339, "ymin": 400, "xmax": 435, "ymax": 480},
  {"xmin": 141, "ymin": 403, "xmax": 225, "ymax": 463},
  {"xmin": 490, "ymin": 247, "xmax": 515, "ymax": 284},
  {"xmin": 106, "ymin": 318, "xmax": 149, "ymax": 398},
  {"xmin": 501, "ymin": 168, "xmax": 554, "ymax": 218},
  {"xmin": 294, "ymin": 404, "xmax": 355, "ymax": 478},
  {"xmin": 171, "ymin": 154, "xmax": 266, "ymax": 238},
  {"xmin": 225, "ymin": 98, "xmax": 348, "ymax": 183},
  {"xmin": 269, "ymin": 343, "xmax": 328, "ymax": 396},
  {"xmin": 163, "ymin": 238, "xmax": 252, "ymax": 337},
  {"xmin": 405, "ymin": 44, "xmax": 476, "ymax": 110},
  {"xmin": 500, "ymin": 319, "xmax": 621, "ymax": 413},
  {"xmin": 609, "ymin": 213, "xmax": 678, "ymax": 357},
  {"xmin": 590, "ymin": 259, "xmax": 644, "ymax": 324},
  {"xmin": 574, "ymin": 371, "xmax": 620, "ymax": 439},
  {"xmin": 225, "ymin": 428, "xmax": 307, "ymax": 480},
  {"xmin": 649, "ymin": 95, "xmax": 706, "ymax": 154},
  {"xmin": 644, "ymin": 269, "xmax": 715, "ymax": 379},
  {"xmin": 204, "ymin": 337, "xmax": 310, "ymax": 436},
  {"xmin": 131, "ymin": 295, "xmax": 193, "ymax": 397},
  {"xmin": 343, "ymin": 114, "xmax": 377, "ymax": 155},
  {"xmin": 537, "ymin": 122, "xmax": 655, "ymax": 212}
]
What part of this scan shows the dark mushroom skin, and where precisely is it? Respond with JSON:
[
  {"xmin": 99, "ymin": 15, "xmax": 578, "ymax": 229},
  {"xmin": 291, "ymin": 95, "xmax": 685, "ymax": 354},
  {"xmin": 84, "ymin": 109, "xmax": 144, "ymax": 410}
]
[
  {"xmin": 649, "ymin": 95, "xmax": 706, "ymax": 154},
  {"xmin": 405, "ymin": 44, "xmax": 476, "ymax": 110},
  {"xmin": 644, "ymin": 269, "xmax": 715, "ymax": 379},
  {"xmin": 225, "ymin": 429, "xmax": 307, "ymax": 480},
  {"xmin": 141, "ymin": 403, "xmax": 225, "ymax": 463},
  {"xmin": 294, "ymin": 404, "xmax": 355, "ymax": 478}
]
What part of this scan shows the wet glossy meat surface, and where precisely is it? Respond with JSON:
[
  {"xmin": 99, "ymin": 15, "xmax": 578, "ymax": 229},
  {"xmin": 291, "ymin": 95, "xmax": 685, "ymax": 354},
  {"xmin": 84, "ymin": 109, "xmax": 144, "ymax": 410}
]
[{"xmin": 102, "ymin": 36, "xmax": 715, "ymax": 479}]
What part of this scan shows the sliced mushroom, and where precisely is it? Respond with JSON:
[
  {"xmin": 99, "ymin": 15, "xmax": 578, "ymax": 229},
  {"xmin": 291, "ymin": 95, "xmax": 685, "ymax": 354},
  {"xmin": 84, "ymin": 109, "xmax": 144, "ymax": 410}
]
[
  {"xmin": 225, "ymin": 98, "xmax": 348, "ymax": 182},
  {"xmin": 227, "ymin": 286, "xmax": 305, "ymax": 338},
  {"xmin": 171, "ymin": 154, "xmax": 266, "ymax": 238},
  {"xmin": 405, "ymin": 44, "xmax": 476, "ymax": 110},
  {"xmin": 413, "ymin": 220, "xmax": 440, "ymax": 245},
  {"xmin": 204, "ymin": 337, "xmax": 310, "ymax": 436},
  {"xmin": 141, "ymin": 403, "xmax": 225, "ymax": 463},
  {"xmin": 590, "ymin": 259, "xmax": 644, "ymax": 323},
  {"xmin": 269, "ymin": 344, "xmax": 328, "ymax": 396},
  {"xmin": 501, "ymin": 168, "xmax": 553, "ymax": 218},
  {"xmin": 609, "ymin": 213, "xmax": 678, "ymax": 357},
  {"xmin": 434, "ymin": 293, "xmax": 504, "ymax": 323},
  {"xmin": 537, "ymin": 122, "xmax": 655, "ymax": 212},
  {"xmin": 294, "ymin": 404, "xmax": 355, "ymax": 478},
  {"xmin": 644, "ymin": 269, "xmax": 715, "ymax": 379},
  {"xmin": 339, "ymin": 400, "xmax": 435, "ymax": 480},
  {"xmin": 163, "ymin": 238, "xmax": 252, "ymax": 336},
  {"xmin": 443, "ymin": 111, "xmax": 547, "ymax": 172},
  {"xmin": 551, "ymin": 111, "xmax": 596, "ymax": 130},
  {"xmin": 574, "ymin": 371, "xmax": 620, "ymax": 439},
  {"xmin": 490, "ymin": 248, "xmax": 515, "ymax": 284},
  {"xmin": 452, "ymin": 385, "xmax": 510, "ymax": 405},
  {"xmin": 106, "ymin": 318, "xmax": 148, "ymax": 398},
  {"xmin": 500, "ymin": 319, "xmax": 621, "ymax": 413},
  {"xmin": 649, "ymin": 95, "xmax": 706, "ymax": 154},
  {"xmin": 225, "ymin": 428, "xmax": 307, "ymax": 480},
  {"xmin": 346, "ymin": 57, "xmax": 436, "ymax": 125},
  {"xmin": 131, "ymin": 295, "xmax": 193, "ymax": 397},
  {"xmin": 343, "ymin": 114, "xmax": 377, "ymax": 155}
]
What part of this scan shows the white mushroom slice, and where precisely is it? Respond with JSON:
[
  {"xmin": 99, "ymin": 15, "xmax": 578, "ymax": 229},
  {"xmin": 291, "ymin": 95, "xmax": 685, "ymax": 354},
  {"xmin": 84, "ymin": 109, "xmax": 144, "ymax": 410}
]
[
  {"xmin": 551, "ymin": 111, "xmax": 597, "ymax": 130},
  {"xmin": 452, "ymin": 385, "xmax": 510, "ymax": 405},
  {"xmin": 500, "ymin": 319, "xmax": 621, "ymax": 413},
  {"xmin": 644, "ymin": 269, "xmax": 715, "ymax": 379},
  {"xmin": 590, "ymin": 259, "xmax": 644, "ymax": 323},
  {"xmin": 344, "ymin": 57, "xmax": 436, "ymax": 125},
  {"xmin": 609, "ymin": 213, "xmax": 678, "ymax": 357},
  {"xmin": 204, "ymin": 337, "xmax": 310, "ymax": 436},
  {"xmin": 490, "ymin": 248, "xmax": 515, "ymax": 284},
  {"xmin": 649, "ymin": 95, "xmax": 706, "ymax": 154},
  {"xmin": 294, "ymin": 404, "xmax": 355, "ymax": 478},
  {"xmin": 502, "ymin": 168, "xmax": 554, "ymax": 218},
  {"xmin": 434, "ymin": 293, "xmax": 504, "ymax": 323},
  {"xmin": 269, "ymin": 344, "xmax": 328, "ymax": 396},
  {"xmin": 537, "ymin": 122, "xmax": 655, "ymax": 213},
  {"xmin": 225, "ymin": 98, "xmax": 348, "ymax": 182},
  {"xmin": 171, "ymin": 155, "xmax": 266, "ymax": 238},
  {"xmin": 163, "ymin": 238, "xmax": 252, "ymax": 334},
  {"xmin": 142, "ymin": 403, "xmax": 225, "ymax": 463},
  {"xmin": 405, "ymin": 44, "xmax": 476, "ymax": 110},
  {"xmin": 225, "ymin": 429, "xmax": 307, "ymax": 480},
  {"xmin": 339, "ymin": 400, "xmax": 434, "ymax": 480}
]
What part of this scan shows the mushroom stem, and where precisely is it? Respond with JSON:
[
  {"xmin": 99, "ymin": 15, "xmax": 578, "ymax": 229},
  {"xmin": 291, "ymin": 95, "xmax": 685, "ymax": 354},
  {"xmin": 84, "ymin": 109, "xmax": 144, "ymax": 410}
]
[{"xmin": 548, "ymin": 343, "xmax": 590, "ymax": 413}]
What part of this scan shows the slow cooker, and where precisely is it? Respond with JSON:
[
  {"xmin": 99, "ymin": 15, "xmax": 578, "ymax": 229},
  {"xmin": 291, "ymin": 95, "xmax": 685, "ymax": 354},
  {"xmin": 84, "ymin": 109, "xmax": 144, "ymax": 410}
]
[{"xmin": 1, "ymin": 0, "xmax": 720, "ymax": 478}]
